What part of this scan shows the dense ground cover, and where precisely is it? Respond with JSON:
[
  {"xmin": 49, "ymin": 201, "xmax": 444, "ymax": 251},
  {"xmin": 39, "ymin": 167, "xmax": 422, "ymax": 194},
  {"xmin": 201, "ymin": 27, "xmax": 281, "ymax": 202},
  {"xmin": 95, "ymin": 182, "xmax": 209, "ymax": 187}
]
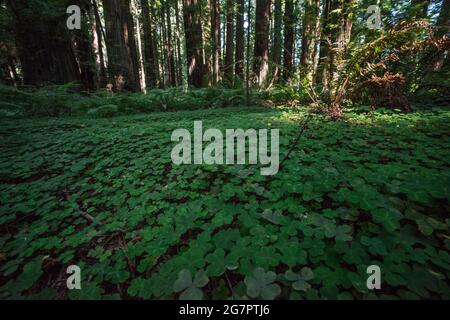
[{"xmin": 0, "ymin": 106, "xmax": 449, "ymax": 299}]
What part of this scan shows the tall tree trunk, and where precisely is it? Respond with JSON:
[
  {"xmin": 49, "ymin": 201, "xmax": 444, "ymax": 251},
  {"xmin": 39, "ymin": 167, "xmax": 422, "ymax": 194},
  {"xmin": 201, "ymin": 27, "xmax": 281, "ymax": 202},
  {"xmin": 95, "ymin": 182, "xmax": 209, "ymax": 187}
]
[
  {"xmin": 75, "ymin": 1, "xmax": 96, "ymax": 91},
  {"xmin": 102, "ymin": 0, "xmax": 138, "ymax": 91},
  {"xmin": 141, "ymin": 0, "xmax": 157, "ymax": 88},
  {"xmin": 316, "ymin": 0, "xmax": 334, "ymax": 89},
  {"xmin": 6, "ymin": 0, "xmax": 80, "ymax": 86},
  {"xmin": 210, "ymin": 0, "xmax": 221, "ymax": 84},
  {"xmin": 235, "ymin": 0, "xmax": 245, "ymax": 80},
  {"xmin": 182, "ymin": 0, "xmax": 206, "ymax": 88},
  {"xmin": 300, "ymin": 0, "xmax": 321, "ymax": 83},
  {"xmin": 175, "ymin": 0, "xmax": 184, "ymax": 86},
  {"xmin": 125, "ymin": 0, "xmax": 142, "ymax": 91},
  {"xmin": 92, "ymin": 0, "xmax": 107, "ymax": 88},
  {"xmin": 224, "ymin": 0, "xmax": 235, "ymax": 85},
  {"xmin": 271, "ymin": 0, "xmax": 282, "ymax": 82},
  {"xmin": 282, "ymin": 0, "xmax": 294, "ymax": 83},
  {"xmin": 165, "ymin": 3, "xmax": 177, "ymax": 86},
  {"xmin": 253, "ymin": 0, "xmax": 271, "ymax": 87}
]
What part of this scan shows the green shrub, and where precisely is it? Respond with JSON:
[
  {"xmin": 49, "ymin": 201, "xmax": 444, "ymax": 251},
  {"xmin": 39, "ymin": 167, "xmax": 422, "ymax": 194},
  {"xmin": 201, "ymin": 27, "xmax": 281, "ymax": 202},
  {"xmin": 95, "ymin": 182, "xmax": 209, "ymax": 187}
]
[{"xmin": 87, "ymin": 104, "xmax": 119, "ymax": 118}]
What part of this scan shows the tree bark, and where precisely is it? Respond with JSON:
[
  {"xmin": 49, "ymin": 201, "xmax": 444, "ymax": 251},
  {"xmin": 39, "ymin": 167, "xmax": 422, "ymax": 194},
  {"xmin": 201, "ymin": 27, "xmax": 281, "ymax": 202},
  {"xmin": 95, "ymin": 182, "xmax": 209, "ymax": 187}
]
[
  {"xmin": 165, "ymin": 3, "xmax": 177, "ymax": 86},
  {"xmin": 282, "ymin": 0, "xmax": 294, "ymax": 83},
  {"xmin": 102, "ymin": 0, "xmax": 138, "ymax": 91},
  {"xmin": 141, "ymin": 0, "xmax": 157, "ymax": 88},
  {"xmin": 6, "ymin": 0, "xmax": 80, "ymax": 86},
  {"xmin": 271, "ymin": 0, "xmax": 282, "ymax": 82},
  {"xmin": 235, "ymin": 0, "xmax": 245, "ymax": 80},
  {"xmin": 91, "ymin": 0, "xmax": 107, "ymax": 88},
  {"xmin": 182, "ymin": 0, "xmax": 206, "ymax": 88},
  {"xmin": 253, "ymin": 0, "xmax": 271, "ymax": 87},
  {"xmin": 316, "ymin": 0, "xmax": 334, "ymax": 88},
  {"xmin": 210, "ymin": 0, "xmax": 221, "ymax": 85},
  {"xmin": 224, "ymin": 0, "xmax": 235, "ymax": 85},
  {"xmin": 300, "ymin": 0, "xmax": 321, "ymax": 82},
  {"xmin": 125, "ymin": 0, "xmax": 141, "ymax": 91}
]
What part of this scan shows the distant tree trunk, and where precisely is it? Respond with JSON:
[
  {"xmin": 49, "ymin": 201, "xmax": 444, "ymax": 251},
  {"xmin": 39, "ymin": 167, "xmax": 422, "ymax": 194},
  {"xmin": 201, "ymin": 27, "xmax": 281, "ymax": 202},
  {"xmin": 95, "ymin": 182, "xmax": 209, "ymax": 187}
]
[
  {"xmin": 125, "ymin": 0, "xmax": 142, "ymax": 91},
  {"xmin": 271, "ymin": 0, "xmax": 282, "ymax": 82},
  {"xmin": 165, "ymin": 3, "xmax": 177, "ymax": 86},
  {"xmin": 6, "ymin": 0, "xmax": 80, "ymax": 86},
  {"xmin": 141, "ymin": 0, "xmax": 157, "ymax": 88},
  {"xmin": 182, "ymin": 0, "xmax": 206, "ymax": 87},
  {"xmin": 316, "ymin": 0, "xmax": 334, "ymax": 89},
  {"xmin": 102, "ymin": 0, "xmax": 138, "ymax": 91},
  {"xmin": 91, "ymin": 0, "xmax": 107, "ymax": 88},
  {"xmin": 300, "ymin": 0, "xmax": 321, "ymax": 83},
  {"xmin": 75, "ymin": 1, "xmax": 96, "ymax": 91},
  {"xmin": 224, "ymin": 0, "xmax": 235, "ymax": 85},
  {"xmin": 175, "ymin": 0, "xmax": 184, "ymax": 86},
  {"xmin": 253, "ymin": 0, "xmax": 271, "ymax": 87},
  {"xmin": 210, "ymin": 0, "xmax": 221, "ymax": 84},
  {"xmin": 235, "ymin": 0, "xmax": 245, "ymax": 80},
  {"xmin": 282, "ymin": 0, "xmax": 294, "ymax": 83}
]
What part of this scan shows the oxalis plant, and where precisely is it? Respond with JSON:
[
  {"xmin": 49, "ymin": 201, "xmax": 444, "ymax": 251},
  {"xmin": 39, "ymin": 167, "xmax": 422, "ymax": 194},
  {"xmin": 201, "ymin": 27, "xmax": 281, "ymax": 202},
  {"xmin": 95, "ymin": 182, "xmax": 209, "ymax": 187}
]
[
  {"xmin": 244, "ymin": 268, "xmax": 281, "ymax": 300},
  {"xmin": 173, "ymin": 269, "xmax": 209, "ymax": 300}
]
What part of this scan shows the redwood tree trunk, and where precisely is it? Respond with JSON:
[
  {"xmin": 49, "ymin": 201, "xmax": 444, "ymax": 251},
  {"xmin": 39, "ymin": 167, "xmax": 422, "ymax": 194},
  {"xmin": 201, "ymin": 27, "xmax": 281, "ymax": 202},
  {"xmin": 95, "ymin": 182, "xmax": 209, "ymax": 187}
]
[
  {"xmin": 253, "ymin": 0, "xmax": 271, "ymax": 87},
  {"xmin": 182, "ymin": 0, "xmax": 206, "ymax": 88},
  {"xmin": 6, "ymin": 0, "xmax": 80, "ymax": 86},
  {"xmin": 92, "ymin": 0, "xmax": 107, "ymax": 88},
  {"xmin": 224, "ymin": 0, "xmax": 235, "ymax": 85},
  {"xmin": 271, "ymin": 0, "xmax": 282, "ymax": 82},
  {"xmin": 165, "ymin": 3, "xmax": 176, "ymax": 87},
  {"xmin": 102, "ymin": 0, "xmax": 138, "ymax": 91},
  {"xmin": 141, "ymin": 0, "xmax": 157, "ymax": 88},
  {"xmin": 300, "ymin": 0, "xmax": 321, "ymax": 82},
  {"xmin": 235, "ymin": 0, "xmax": 245, "ymax": 80},
  {"xmin": 282, "ymin": 0, "xmax": 294, "ymax": 83},
  {"xmin": 210, "ymin": 0, "xmax": 221, "ymax": 85}
]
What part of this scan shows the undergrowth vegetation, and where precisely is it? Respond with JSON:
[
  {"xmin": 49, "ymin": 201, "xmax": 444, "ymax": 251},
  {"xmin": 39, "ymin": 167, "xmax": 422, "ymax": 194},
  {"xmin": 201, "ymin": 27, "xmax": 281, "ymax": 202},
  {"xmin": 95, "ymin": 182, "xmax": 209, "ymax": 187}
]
[{"xmin": 0, "ymin": 106, "xmax": 449, "ymax": 300}]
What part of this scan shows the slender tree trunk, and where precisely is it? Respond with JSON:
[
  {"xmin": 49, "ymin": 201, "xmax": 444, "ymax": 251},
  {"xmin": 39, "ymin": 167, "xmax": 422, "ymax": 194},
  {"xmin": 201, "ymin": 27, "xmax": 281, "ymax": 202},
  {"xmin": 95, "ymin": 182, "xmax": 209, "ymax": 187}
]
[
  {"xmin": 210, "ymin": 0, "xmax": 221, "ymax": 85},
  {"xmin": 141, "ymin": 0, "xmax": 157, "ymax": 88},
  {"xmin": 282, "ymin": 0, "xmax": 294, "ymax": 83},
  {"xmin": 175, "ymin": 0, "xmax": 184, "ymax": 86},
  {"xmin": 224, "ymin": 0, "xmax": 235, "ymax": 85},
  {"xmin": 235, "ymin": 0, "xmax": 245, "ymax": 80},
  {"xmin": 6, "ymin": 0, "xmax": 80, "ymax": 86},
  {"xmin": 271, "ymin": 0, "xmax": 282, "ymax": 82},
  {"xmin": 92, "ymin": 0, "xmax": 107, "ymax": 88},
  {"xmin": 253, "ymin": 0, "xmax": 271, "ymax": 87},
  {"xmin": 165, "ymin": 3, "xmax": 177, "ymax": 86},
  {"xmin": 182, "ymin": 0, "xmax": 206, "ymax": 88},
  {"xmin": 102, "ymin": 0, "xmax": 137, "ymax": 91},
  {"xmin": 74, "ymin": 1, "xmax": 96, "ymax": 91}
]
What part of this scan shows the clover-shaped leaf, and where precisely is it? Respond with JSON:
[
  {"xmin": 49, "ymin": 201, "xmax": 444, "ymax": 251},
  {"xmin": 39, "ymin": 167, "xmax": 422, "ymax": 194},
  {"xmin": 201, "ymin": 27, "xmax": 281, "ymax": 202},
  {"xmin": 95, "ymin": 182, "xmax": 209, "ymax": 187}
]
[
  {"xmin": 173, "ymin": 269, "xmax": 209, "ymax": 300},
  {"xmin": 244, "ymin": 267, "xmax": 281, "ymax": 300},
  {"xmin": 285, "ymin": 267, "xmax": 314, "ymax": 291},
  {"xmin": 261, "ymin": 209, "xmax": 284, "ymax": 225},
  {"xmin": 206, "ymin": 248, "xmax": 238, "ymax": 276}
]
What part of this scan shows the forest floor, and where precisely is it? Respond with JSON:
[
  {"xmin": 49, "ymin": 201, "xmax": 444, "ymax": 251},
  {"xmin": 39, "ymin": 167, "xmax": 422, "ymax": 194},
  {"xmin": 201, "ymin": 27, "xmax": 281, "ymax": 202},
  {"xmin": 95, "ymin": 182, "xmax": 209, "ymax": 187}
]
[{"xmin": 0, "ymin": 106, "xmax": 449, "ymax": 299}]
